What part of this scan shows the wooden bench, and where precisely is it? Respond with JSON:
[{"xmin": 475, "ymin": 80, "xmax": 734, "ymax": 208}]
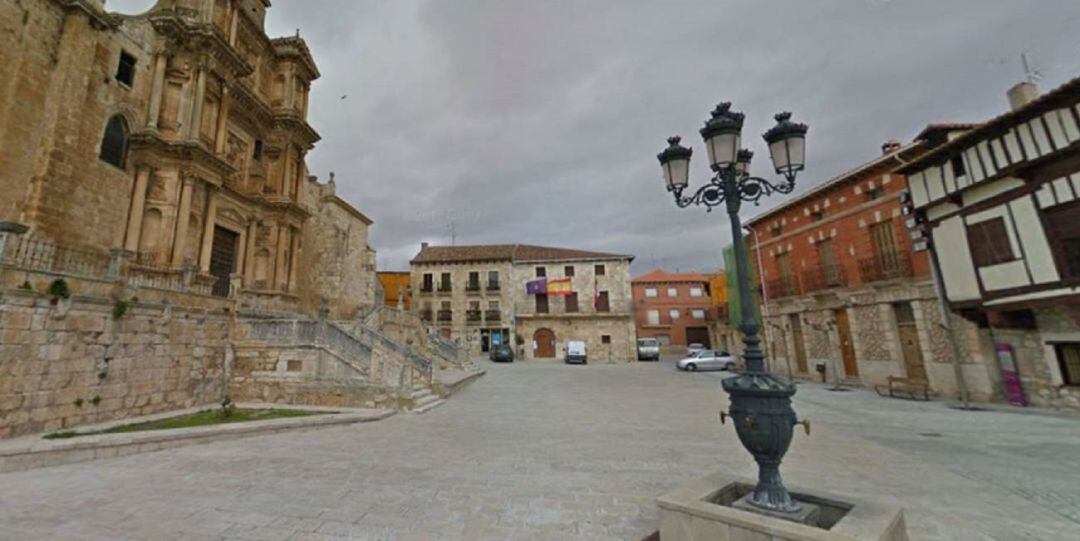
[{"xmin": 874, "ymin": 376, "xmax": 931, "ymax": 401}]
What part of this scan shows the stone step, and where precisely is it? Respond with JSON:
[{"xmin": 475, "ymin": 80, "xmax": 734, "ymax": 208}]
[
  {"xmin": 412, "ymin": 398, "xmax": 446, "ymax": 414},
  {"xmin": 414, "ymin": 393, "xmax": 440, "ymax": 409},
  {"xmin": 410, "ymin": 388, "xmax": 434, "ymax": 399}
]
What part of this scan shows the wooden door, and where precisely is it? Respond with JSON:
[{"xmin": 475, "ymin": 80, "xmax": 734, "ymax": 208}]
[
  {"xmin": 209, "ymin": 226, "xmax": 238, "ymax": 298},
  {"xmin": 870, "ymin": 221, "xmax": 900, "ymax": 274},
  {"xmin": 817, "ymin": 238, "xmax": 839, "ymax": 286},
  {"xmin": 789, "ymin": 314, "xmax": 808, "ymax": 373},
  {"xmin": 534, "ymin": 328, "xmax": 555, "ymax": 358},
  {"xmin": 834, "ymin": 309, "xmax": 859, "ymax": 378},
  {"xmin": 894, "ymin": 303, "xmax": 927, "ymax": 380}
]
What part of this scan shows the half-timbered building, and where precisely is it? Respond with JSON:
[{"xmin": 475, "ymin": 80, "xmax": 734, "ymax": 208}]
[{"xmin": 901, "ymin": 79, "xmax": 1080, "ymax": 409}]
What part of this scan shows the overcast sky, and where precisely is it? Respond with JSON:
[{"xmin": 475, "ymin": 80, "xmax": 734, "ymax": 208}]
[{"xmin": 109, "ymin": 0, "xmax": 1080, "ymax": 274}]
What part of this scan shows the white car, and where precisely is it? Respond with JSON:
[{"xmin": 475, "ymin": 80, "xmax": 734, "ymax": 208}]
[
  {"xmin": 686, "ymin": 343, "xmax": 707, "ymax": 356},
  {"xmin": 676, "ymin": 350, "xmax": 737, "ymax": 372}
]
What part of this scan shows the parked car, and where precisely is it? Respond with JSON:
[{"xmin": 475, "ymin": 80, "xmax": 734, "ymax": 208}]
[
  {"xmin": 686, "ymin": 343, "xmax": 707, "ymax": 356},
  {"xmin": 564, "ymin": 340, "xmax": 588, "ymax": 364},
  {"xmin": 490, "ymin": 343, "xmax": 514, "ymax": 363},
  {"xmin": 676, "ymin": 350, "xmax": 737, "ymax": 372},
  {"xmin": 637, "ymin": 338, "xmax": 660, "ymax": 361}
]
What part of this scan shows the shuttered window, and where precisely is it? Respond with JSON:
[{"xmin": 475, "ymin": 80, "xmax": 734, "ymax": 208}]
[
  {"xmin": 966, "ymin": 218, "xmax": 1014, "ymax": 267},
  {"xmin": 1056, "ymin": 343, "xmax": 1080, "ymax": 386},
  {"xmin": 1044, "ymin": 202, "xmax": 1080, "ymax": 279}
]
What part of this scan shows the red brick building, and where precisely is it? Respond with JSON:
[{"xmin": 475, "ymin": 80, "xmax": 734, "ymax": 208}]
[
  {"xmin": 632, "ymin": 269, "xmax": 719, "ymax": 348},
  {"xmin": 746, "ymin": 138, "xmax": 996, "ymax": 399}
]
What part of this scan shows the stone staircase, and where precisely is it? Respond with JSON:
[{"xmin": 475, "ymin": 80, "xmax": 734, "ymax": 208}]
[{"xmin": 409, "ymin": 385, "xmax": 446, "ymax": 414}]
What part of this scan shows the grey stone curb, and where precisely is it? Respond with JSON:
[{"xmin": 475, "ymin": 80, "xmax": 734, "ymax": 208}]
[{"xmin": 0, "ymin": 404, "xmax": 395, "ymax": 474}]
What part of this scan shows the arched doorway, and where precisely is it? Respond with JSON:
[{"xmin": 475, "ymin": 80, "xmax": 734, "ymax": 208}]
[{"xmin": 533, "ymin": 328, "xmax": 555, "ymax": 358}]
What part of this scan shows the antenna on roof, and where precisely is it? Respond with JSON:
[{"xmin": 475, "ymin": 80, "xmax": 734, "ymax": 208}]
[
  {"xmin": 1021, "ymin": 51, "xmax": 1044, "ymax": 84},
  {"xmin": 446, "ymin": 220, "xmax": 456, "ymax": 246}
]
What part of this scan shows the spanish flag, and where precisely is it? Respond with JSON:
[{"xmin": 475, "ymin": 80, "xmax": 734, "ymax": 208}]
[{"xmin": 546, "ymin": 277, "xmax": 573, "ymax": 297}]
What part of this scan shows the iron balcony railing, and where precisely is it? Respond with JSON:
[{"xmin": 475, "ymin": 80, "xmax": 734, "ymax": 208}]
[
  {"xmin": 465, "ymin": 282, "xmax": 482, "ymax": 293},
  {"xmin": 766, "ymin": 276, "xmax": 801, "ymax": 299},
  {"xmin": 437, "ymin": 284, "xmax": 452, "ymax": 294},
  {"xmin": 801, "ymin": 263, "xmax": 848, "ymax": 293},
  {"xmin": 486, "ymin": 281, "xmax": 501, "ymax": 291},
  {"xmin": 485, "ymin": 309, "xmax": 501, "ymax": 321},
  {"xmin": 419, "ymin": 309, "xmax": 433, "ymax": 321},
  {"xmin": 419, "ymin": 284, "xmax": 434, "ymax": 294},
  {"xmin": 466, "ymin": 310, "xmax": 482, "ymax": 324},
  {"xmin": 437, "ymin": 309, "xmax": 452, "ymax": 322},
  {"xmin": 857, "ymin": 253, "xmax": 914, "ymax": 283}
]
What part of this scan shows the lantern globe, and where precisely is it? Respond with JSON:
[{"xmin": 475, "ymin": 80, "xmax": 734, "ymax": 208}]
[
  {"xmin": 657, "ymin": 136, "xmax": 692, "ymax": 191},
  {"xmin": 763, "ymin": 112, "xmax": 808, "ymax": 178},
  {"xmin": 699, "ymin": 102, "xmax": 745, "ymax": 169}
]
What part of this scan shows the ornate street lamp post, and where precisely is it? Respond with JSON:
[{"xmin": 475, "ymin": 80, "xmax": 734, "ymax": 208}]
[{"xmin": 657, "ymin": 102, "xmax": 809, "ymax": 514}]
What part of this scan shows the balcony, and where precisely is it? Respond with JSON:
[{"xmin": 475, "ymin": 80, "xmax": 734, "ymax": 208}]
[
  {"xmin": 801, "ymin": 263, "xmax": 849, "ymax": 293},
  {"xmin": 485, "ymin": 309, "xmax": 502, "ymax": 322},
  {"xmin": 486, "ymin": 281, "xmax": 501, "ymax": 291},
  {"xmin": 514, "ymin": 299, "xmax": 632, "ymax": 317},
  {"xmin": 765, "ymin": 276, "xmax": 801, "ymax": 299},
  {"xmin": 466, "ymin": 310, "xmax": 482, "ymax": 325},
  {"xmin": 436, "ymin": 284, "xmax": 452, "ymax": 295},
  {"xmin": 437, "ymin": 310, "xmax": 452, "ymax": 322},
  {"xmin": 858, "ymin": 254, "xmax": 914, "ymax": 284},
  {"xmin": 465, "ymin": 282, "xmax": 482, "ymax": 294},
  {"xmin": 419, "ymin": 309, "xmax": 433, "ymax": 322},
  {"xmin": 419, "ymin": 285, "xmax": 434, "ymax": 295}
]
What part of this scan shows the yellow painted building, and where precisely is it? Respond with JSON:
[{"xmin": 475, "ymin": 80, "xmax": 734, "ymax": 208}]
[{"xmin": 378, "ymin": 271, "xmax": 412, "ymax": 310}]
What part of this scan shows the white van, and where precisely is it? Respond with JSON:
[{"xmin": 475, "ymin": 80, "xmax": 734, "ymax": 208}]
[{"xmin": 564, "ymin": 340, "xmax": 587, "ymax": 365}]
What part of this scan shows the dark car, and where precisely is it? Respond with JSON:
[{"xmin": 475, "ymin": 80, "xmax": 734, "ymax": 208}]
[{"xmin": 491, "ymin": 344, "xmax": 514, "ymax": 362}]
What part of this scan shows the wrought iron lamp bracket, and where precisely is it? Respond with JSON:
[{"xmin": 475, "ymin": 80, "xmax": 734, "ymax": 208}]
[{"xmin": 669, "ymin": 168, "xmax": 796, "ymax": 212}]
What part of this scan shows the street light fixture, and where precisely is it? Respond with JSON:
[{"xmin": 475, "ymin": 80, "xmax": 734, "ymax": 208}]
[{"xmin": 656, "ymin": 102, "xmax": 809, "ymax": 515}]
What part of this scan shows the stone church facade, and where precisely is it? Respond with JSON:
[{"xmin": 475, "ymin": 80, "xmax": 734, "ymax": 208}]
[
  {"xmin": 0, "ymin": 0, "xmax": 342, "ymax": 314},
  {"xmin": 0, "ymin": 1, "xmax": 465, "ymax": 439}
]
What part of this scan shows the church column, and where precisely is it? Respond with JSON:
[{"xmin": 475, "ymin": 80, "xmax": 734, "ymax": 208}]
[
  {"xmin": 214, "ymin": 87, "xmax": 231, "ymax": 155},
  {"xmin": 285, "ymin": 64, "xmax": 296, "ymax": 109},
  {"xmin": 273, "ymin": 224, "xmax": 288, "ymax": 291},
  {"xmin": 228, "ymin": 7, "xmax": 239, "ymax": 46},
  {"xmin": 187, "ymin": 68, "xmax": 207, "ymax": 141},
  {"xmin": 171, "ymin": 176, "xmax": 195, "ymax": 267},
  {"xmin": 279, "ymin": 144, "xmax": 291, "ymax": 196},
  {"xmin": 198, "ymin": 188, "xmax": 218, "ymax": 272},
  {"xmin": 147, "ymin": 54, "xmax": 167, "ymax": 128},
  {"xmin": 124, "ymin": 166, "xmax": 152, "ymax": 252},
  {"xmin": 244, "ymin": 219, "xmax": 258, "ymax": 284},
  {"xmin": 286, "ymin": 226, "xmax": 300, "ymax": 292}
]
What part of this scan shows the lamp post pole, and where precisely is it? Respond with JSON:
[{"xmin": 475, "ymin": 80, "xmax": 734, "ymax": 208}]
[{"xmin": 657, "ymin": 102, "xmax": 810, "ymax": 514}]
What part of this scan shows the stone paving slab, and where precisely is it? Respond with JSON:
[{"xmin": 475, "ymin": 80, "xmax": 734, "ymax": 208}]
[{"xmin": 0, "ymin": 359, "xmax": 1078, "ymax": 540}]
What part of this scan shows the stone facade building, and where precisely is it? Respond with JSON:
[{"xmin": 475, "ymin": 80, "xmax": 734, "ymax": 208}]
[
  {"xmin": 0, "ymin": 0, "xmax": 356, "ymax": 314},
  {"xmin": 0, "ymin": 0, "xmax": 459, "ymax": 439},
  {"xmin": 899, "ymin": 79, "xmax": 1080, "ymax": 409},
  {"xmin": 298, "ymin": 174, "xmax": 376, "ymax": 319},
  {"xmin": 410, "ymin": 244, "xmax": 637, "ymax": 361},
  {"xmin": 746, "ymin": 138, "xmax": 998, "ymax": 400},
  {"xmin": 631, "ymin": 269, "xmax": 718, "ymax": 349}
]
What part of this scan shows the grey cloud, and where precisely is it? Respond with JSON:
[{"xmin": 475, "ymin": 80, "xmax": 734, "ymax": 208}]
[{"xmin": 108, "ymin": 0, "xmax": 1080, "ymax": 274}]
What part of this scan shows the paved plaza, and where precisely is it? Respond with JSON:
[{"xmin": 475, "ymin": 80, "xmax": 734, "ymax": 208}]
[{"xmin": 1, "ymin": 358, "xmax": 1079, "ymax": 540}]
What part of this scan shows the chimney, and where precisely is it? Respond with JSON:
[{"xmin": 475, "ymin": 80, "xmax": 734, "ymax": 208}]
[
  {"xmin": 1007, "ymin": 82, "xmax": 1040, "ymax": 111},
  {"xmin": 881, "ymin": 139, "xmax": 902, "ymax": 155},
  {"xmin": 421, "ymin": 242, "xmax": 429, "ymax": 251}
]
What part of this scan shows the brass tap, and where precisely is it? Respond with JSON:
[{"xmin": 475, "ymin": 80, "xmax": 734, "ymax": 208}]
[{"xmin": 795, "ymin": 419, "xmax": 811, "ymax": 436}]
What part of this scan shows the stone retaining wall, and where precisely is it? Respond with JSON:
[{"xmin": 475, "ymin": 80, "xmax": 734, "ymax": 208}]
[{"xmin": 0, "ymin": 288, "xmax": 229, "ymax": 439}]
